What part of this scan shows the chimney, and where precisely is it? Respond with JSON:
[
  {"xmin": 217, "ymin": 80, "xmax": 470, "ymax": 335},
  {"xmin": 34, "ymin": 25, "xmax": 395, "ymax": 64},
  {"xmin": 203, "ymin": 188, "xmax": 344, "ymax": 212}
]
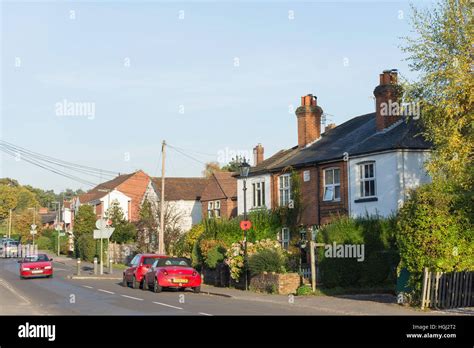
[
  {"xmin": 295, "ymin": 94, "xmax": 323, "ymax": 148},
  {"xmin": 374, "ymin": 69, "xmax": 401, "ymax": 132},
  {"xmin": 253, "ymin": 144, "xmax": 264, "ymax": 166},
  {"xmin": 325, "ymin": 123, "xmax": 336, "ymax": 132}
]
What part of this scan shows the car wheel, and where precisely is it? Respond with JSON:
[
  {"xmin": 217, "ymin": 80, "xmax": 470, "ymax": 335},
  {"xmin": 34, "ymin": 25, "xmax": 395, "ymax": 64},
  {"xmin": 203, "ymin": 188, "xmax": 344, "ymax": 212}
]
[
  {"xmin": 153, "ymin": 279, "xmax": 162, "ymax": 293},
  {"xmin": 122, "ymin": 274, "xmax": 128, "ymax": 287},
  {"xmin": 142, "ymin": 278, "xmax": 148, "ymax": 291},
  {"xmin": 193, "ymin": 286, "xmax": 201, "ymax": 294}
]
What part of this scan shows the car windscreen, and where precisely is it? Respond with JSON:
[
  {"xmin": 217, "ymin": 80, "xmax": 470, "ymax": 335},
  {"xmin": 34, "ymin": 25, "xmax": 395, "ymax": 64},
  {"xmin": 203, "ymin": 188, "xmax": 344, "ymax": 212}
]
[
  {"xmin": 156, "ymin": 258, "xmax": 190, "ymax": 267},
  {"xmin": 23, "ymin": 254, "xmax": 49, "ymax": 263},
  {"xmin": 143, "ymin": 257, "xmax": 158, "ymax": 265}
]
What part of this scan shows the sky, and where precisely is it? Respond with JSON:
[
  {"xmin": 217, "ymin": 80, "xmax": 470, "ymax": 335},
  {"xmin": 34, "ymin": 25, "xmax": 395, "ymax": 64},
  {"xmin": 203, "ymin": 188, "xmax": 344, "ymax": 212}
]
[{"xmin": 0, "ymin": 0, "xmax": 434, "ymax": 193}]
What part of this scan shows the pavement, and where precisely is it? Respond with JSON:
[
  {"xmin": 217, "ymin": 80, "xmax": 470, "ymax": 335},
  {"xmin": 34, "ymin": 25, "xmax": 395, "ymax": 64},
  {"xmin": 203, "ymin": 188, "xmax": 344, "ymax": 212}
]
[{"xmin": 0, "ymin": 253, "xmax": 471, "ymax": 316}]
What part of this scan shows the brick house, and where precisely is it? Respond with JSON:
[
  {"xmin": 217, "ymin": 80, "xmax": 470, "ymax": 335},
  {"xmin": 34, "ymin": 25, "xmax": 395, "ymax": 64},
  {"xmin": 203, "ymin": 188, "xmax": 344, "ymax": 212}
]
[
  {"xmin": 200, "ymin": 172, "xmax": 237, "ymax": 219},
  {"xmin": 237, "ymin": 69, "xmax": 432, "ymax": 248},
  {"xmin": 71, "ymin": 170, "xmax": 150, "ymax": 223}
]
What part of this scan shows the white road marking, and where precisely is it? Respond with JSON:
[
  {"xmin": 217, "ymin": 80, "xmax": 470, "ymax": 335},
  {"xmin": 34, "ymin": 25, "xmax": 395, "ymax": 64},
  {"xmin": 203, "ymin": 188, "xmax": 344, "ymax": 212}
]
[
  {"xmin": 153, "ymin": 301, "xmax": 183, "ymax": 310},
  {"xmin": 199, "ymin": 312, "xmax": 213, "ymax": 316},
  {"xmin": 98, "ymin": 289, "xmax": 115, "ymax": 294},
  {"xmin": 121, "ymin": 294, "xmax": 143, "ymax": 301},
  {"xmin": 82, "ymin": 285, "xmax": 93, "ymax": 289},
  {"xmin": 0, "ymin": 278, "xmax": 31, "ymax": 304}
]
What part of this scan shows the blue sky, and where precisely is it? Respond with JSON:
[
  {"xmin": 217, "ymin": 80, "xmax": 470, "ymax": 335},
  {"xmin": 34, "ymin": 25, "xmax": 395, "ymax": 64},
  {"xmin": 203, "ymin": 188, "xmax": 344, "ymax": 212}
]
[{"xmin": 1, "ymin": 1, "xmax": 432, "ymax": 192}]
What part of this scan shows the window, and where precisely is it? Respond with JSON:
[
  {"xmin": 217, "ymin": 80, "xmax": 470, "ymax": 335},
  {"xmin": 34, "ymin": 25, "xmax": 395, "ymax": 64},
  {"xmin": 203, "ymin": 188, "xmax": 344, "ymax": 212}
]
[
  {"xmin": 252, "ymin": 181, "xmax": 266, "ymax": 208},
  {"xmin": 279, "ymin": 174, "xmax": 292, "ymax": 206},
  {"xmin": 359, "ymin": 162, "xmax": 376, "ymax": 197},
  {"xmin": 130, "ymin": 255, "xmax": 140, "ymax": 266},
  {"xmin": 323, "ymin": 168, "xmax": 341, "ymax": 201},
  {"xmin": 207, "ymin": 201, "xmax": 214, "ymax": 218},
  {"xmin": 299, "ymin": 229, "xmax": 307, "ymax": 241},
  {"xmin": 214, "ymin": 200, "xmax": 221, "ymax": 218},
  {"xmin": 278, "ymin": 227, "xmax": 290, "ymax": 250}
]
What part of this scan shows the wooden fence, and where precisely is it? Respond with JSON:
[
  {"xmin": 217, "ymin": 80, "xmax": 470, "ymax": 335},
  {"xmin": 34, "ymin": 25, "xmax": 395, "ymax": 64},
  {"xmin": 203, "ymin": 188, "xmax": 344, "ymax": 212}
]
[{"xmin": 421, "ymin": 268, "xmax": 474, "ymax": 309}]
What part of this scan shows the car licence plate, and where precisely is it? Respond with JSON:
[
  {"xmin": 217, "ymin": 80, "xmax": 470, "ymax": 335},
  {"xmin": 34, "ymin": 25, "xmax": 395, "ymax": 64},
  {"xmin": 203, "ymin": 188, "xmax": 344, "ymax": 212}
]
[
  {"xmin": 172, "ymin": 278, "xmax": 188, "ymax": 283},
  {"xmin": 32, "ymin": 270, "xmax": 43, "ymax": 274}
]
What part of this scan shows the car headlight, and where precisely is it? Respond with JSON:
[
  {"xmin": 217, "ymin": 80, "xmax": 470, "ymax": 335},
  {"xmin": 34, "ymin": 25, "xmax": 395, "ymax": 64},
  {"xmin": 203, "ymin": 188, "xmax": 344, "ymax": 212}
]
[
  {"xmin": 22, "ymin": 267, "xmax": 30, "ymax": 271},
  {"xmin": 44, "ymin": 266, "xmax": 52, "ymax": 270}
]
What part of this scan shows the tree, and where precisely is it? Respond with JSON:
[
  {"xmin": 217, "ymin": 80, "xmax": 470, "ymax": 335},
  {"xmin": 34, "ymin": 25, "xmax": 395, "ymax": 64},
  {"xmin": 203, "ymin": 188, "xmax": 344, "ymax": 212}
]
[
  {"xmin": 0, "ymin": 185, "xmax": 18, "ymax": 220},
  {"xmin": 221, "ymin": 156, "xmax": 245, "ymax": 173},
  {"xmin": 396, "ymin": 0, "xmax": 474, "ymax": 297},
  {"xmin": 136, "ymin": 200, "xmax": 157, "ymax": 252},
  {"xmin": 105, "ymin": 200, "xmax": 136, "ymax": 244},
  {"xmin": 202, "ymin": 162, "xmax": 222, "ymax": 178},
  {"xmin": 401, "ymin": 0, "xmax": 473, "ymax": 194},
  {"xmin": 73, "ymin": 205, "xmax": 96, "ymax": 259}
]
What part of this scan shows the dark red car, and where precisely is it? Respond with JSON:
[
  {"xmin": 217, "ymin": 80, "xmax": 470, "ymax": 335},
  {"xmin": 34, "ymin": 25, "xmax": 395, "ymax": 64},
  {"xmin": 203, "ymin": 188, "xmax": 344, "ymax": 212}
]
[
  {"xmin": 18, "ymin": 253, "xmax": 53, "ymax": 279},
  {"xmin": 142, "ymin": 257, "xmax": 201, "ymax": 293},
  {"xmin": 122, "ymin": 253, "xmax": 167, "ymax": 289}
]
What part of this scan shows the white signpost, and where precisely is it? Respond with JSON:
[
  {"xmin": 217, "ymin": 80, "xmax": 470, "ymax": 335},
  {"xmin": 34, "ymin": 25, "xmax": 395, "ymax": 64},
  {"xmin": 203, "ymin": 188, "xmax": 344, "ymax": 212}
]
[
  {"xmin": 30, "ymin": 224, "xmax": 37, "ymax": 247},
  {"xmin": 93, "ymin": 219, "xmax": 114, "ymax": 275}
]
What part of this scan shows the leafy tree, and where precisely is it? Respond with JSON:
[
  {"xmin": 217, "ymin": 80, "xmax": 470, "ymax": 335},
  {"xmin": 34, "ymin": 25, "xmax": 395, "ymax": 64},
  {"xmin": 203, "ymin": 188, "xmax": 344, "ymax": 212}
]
[
  {"xmin": 136, "ymin": 200, "xmax": 157, "ymax": 252},
  {"xmin": 221, "ymin": 156, "xmax": 245, "ymax": 172},
  {"xmin": 202, "ymin": 162, "xmax": 222, "ymax": 178},
  {"xmin": 73, "ymin": 205, "xmax": 96, "ymax": 259},
  {"xmin": 0, "ymin": 185, "xmax": 18, "ymax": 220},
  {"xmin": 106, "ymin": 200, "xmax": 136, "ymax": 244}
]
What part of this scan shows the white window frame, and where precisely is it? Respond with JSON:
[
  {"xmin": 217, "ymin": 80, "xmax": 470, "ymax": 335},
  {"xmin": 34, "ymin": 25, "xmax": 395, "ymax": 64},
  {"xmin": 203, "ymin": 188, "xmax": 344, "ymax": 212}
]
[
  {"xmin": 278, "ymin": 227, "xmax": 290, "ymax": 250},
  {"xmin": 278, "ymin": 174, "xmax": 292, "ymax": 207},
  {"xmin": 358, "ymin": 162, "xmax": 377, "ymax": 198},
  {"xmin": 214, "ymin": 200, "xmax": 221, "ymax": 218},
  {"xmin": 323, "ymin": 167, "xmax": 341, "ymax": 202},
  {"xmin": 252, "ymin": 181, "xmax": 266, "ymax": 208},
  {"xmin": 207, "ymin": 201, "xmax": 214, "ymax": 218}
]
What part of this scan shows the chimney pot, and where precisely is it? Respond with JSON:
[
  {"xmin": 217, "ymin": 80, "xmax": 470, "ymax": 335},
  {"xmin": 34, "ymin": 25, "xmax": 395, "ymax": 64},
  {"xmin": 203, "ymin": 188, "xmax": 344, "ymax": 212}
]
[
  {"xmin": 374, "ymin": 69, "xmax": 401, "ymax": 132},
  {"xmin": 295, "ymin": 94, "xmax": 323, "ymax": 148},
  {"xmin": 253, "ymin": 144, "xmax": 264, "ymax": 166}
]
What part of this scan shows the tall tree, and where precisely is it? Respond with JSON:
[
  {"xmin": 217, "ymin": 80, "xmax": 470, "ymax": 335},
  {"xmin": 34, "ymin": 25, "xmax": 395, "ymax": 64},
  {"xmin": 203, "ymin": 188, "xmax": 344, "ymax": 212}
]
[{"xmin": 105, "ymin": 200, "xmax": 136, "ymax": 244}]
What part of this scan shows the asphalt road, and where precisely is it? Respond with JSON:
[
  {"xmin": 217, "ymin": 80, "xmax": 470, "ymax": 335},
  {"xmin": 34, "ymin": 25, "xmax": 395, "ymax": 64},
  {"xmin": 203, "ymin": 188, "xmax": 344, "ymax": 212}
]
[{"xmin": 0, "ymin": 257, "xmax": 323, "ymax": 315}]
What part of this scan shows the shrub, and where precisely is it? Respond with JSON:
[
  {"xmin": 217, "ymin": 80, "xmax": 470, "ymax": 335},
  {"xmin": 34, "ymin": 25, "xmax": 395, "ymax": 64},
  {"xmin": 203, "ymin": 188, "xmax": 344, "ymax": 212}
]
[
  {"xmin": 36, "ymin": 236, "xmax": 52, "ymax": 251},
  {"xmin": 296, "ymin": 285, "xmax": 313, "ymax": 296},
  {"xmin": 176, "ymin": 223, "xmax": 205, "ymax": 258},
  {"xmin": 77, "ymin": 235, "xmax": 96, "ymax": 262},
  {"xmin": 248, "ymin": 249, "xmax": 287, "ymax": 275},
  {"xmin": 317, "ymin": 215, "xmax": 399, "ymax": 288},
  {"xmin": 205, "ymin": 245, "xmax": 226, "ymax": 269}
]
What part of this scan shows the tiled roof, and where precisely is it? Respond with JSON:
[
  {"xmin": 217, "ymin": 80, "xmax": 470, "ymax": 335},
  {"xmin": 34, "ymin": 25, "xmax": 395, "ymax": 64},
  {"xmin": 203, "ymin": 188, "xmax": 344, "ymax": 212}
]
[
  {"xmin": 243, "ymin": 146, "xmax": 300, "ymax": 177},
  {"xmin": 277, "ymin": 114, "xmax": 432, "ymax": 169},
  {"xmin": 151, "ymin": 177, "xmax": 208, "ymax": 201},
  {"xmin": 201, "ymin": 172, "xmax": 237, "ymax": 201}
]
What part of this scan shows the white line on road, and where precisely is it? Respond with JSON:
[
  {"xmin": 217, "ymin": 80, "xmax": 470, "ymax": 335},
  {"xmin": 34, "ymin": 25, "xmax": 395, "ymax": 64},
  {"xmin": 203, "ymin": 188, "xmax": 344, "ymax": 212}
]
[
  {"xmin": 153, "ymin": 301, "xmax": 183, "ymax": 310},
  {"xmin": 199, "ymin": 312, "xmax": 213, "ymax": 316},
  {"xmin": 82, "ymin": 285, "xmax": 93, "ymax": 289},
  {"xmin": 121, "ymin": 294, "xmax": 144, "ymax": 301},
  {"xmin": 98, "ymin": 289, "xmax": 115, "ymax": 295}
]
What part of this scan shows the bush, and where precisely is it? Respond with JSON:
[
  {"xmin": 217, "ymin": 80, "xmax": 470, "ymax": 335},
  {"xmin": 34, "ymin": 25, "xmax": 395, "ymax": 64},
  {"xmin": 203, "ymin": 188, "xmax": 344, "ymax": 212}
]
[
  {"xmin": 317, "ymin": 215, "xmax": 399, "ymax": 288},
  {"xmin": 248, "ymin": 249, "xmax": 287, "ymax": 275},
  {"xmin": 36, "ymin": 236, "xmax": 52, "ymax": 251},
  {"xmin": 296, "ymin": 285, "xmax": 313, "ymax": 296},
  {"xmin": 76, "ymin": 235, "xmax": 96, "ymax": 262},
  {"xmin": 204, "ymin": 245, "xmax": 226, "ymax": 269},
  {"xmin": 175, "ymin": 223, "xmax": 205, "ymax": 258}
]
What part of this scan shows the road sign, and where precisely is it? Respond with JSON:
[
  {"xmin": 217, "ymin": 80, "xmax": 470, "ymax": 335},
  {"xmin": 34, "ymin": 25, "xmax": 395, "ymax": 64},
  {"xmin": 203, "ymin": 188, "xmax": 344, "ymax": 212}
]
[
  {"xmin": 93, "ymin": 228, "xmax": 114, "ymax": 240},
  {"xmin": 55, "ymin": 224, "xmax": 62, "ymax": 231},
  {"xmin": 95, "ymin": 219, "xmax": 109, "ymax": 230},
  {"xmin": 240, "ymin": 220, "xmax": 252, "ymax": 231},
  {"xmin": 30, "ymin": 230, "xmax": 37, "ymax": 235},
  {"xmin": 30, "ymin": 224, "xmax": 37, "ymax": 231}
]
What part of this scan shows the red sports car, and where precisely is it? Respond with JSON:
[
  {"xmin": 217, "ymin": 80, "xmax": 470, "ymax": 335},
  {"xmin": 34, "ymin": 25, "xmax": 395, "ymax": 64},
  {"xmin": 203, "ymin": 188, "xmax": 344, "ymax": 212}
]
[
  {"xmin": 18, "ymin": 253, "xmax": 53, "ymax": 279},
  {"xmin": 142, "ymin": 257, "xmax": 201, "ymax": 293},
  {"xmin": 122, "ymin": 253, "xmax": 167, "ymax": 289}
]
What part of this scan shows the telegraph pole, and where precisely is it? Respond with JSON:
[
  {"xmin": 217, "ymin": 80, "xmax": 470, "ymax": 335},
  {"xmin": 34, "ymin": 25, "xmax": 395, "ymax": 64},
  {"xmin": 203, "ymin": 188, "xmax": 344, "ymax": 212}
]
[
  {"xmin": 159, "ymin": 140, "xmax": 166, "ymax": 255},
  {"xmin": 8, "ymin": 209, "xmax": 12, "ymax": 239}
]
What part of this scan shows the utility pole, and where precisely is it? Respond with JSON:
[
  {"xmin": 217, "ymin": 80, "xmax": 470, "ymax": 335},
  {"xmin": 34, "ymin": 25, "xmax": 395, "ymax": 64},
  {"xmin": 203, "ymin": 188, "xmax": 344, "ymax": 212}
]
[
  {"xmin": 159, "ymin": 140, "xmax": 166, "ymax": 255},
  {"xmin": 8, "ymin": 209, "xmax": 12, "ymax": 239}
]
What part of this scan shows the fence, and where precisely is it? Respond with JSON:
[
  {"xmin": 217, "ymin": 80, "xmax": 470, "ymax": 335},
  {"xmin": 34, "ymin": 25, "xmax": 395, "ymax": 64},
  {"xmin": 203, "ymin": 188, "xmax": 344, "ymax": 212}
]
[{"xmin": 421, "ymin": 268, "xmax": 474, "ymax": 309}]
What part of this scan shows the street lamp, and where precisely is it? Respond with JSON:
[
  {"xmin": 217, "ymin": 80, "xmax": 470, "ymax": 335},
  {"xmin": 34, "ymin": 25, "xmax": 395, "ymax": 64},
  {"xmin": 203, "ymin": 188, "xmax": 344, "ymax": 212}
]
[{"xmin": 239, "ymin": 159, "xmax": 251, "ymax": 290}]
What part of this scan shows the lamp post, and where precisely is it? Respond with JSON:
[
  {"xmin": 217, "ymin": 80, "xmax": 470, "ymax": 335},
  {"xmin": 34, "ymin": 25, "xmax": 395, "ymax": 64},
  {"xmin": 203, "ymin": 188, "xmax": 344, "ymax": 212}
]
[{"xmin": 239, "ymin": 159, "xmax": 250, "ymax": 291}]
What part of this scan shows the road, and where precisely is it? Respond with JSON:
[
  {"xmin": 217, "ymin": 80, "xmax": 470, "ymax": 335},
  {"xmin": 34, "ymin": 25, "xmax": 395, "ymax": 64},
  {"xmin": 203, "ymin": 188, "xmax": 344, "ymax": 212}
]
[{"xmin": 0, "ymin": 257, "xmax": 329, "ymax": 315}]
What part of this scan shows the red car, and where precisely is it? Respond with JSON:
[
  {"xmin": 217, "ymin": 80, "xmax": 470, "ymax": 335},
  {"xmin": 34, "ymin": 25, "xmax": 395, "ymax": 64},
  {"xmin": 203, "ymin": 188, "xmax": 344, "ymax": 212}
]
[
  {"xmin": 18, "ymin": 253, "xmax": 53, "ymax": 279},
  {"xmin": 142, "ymin": 257, "xmax": 201, "ymax": 293},
  {"xmin": 122, "ymin": 254, "xmax": 167, "ymax": 289}
]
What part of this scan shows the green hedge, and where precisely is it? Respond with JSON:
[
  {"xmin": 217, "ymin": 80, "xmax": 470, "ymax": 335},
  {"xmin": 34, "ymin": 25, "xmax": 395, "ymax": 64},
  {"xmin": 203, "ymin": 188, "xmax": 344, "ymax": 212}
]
[
  {"xmin": 76, "ymin": 235, "xmax": 96, "ymax": 262},
  {"xmin": 317, "ymin": 215, "xmax": 399, "ymax": 288}
]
